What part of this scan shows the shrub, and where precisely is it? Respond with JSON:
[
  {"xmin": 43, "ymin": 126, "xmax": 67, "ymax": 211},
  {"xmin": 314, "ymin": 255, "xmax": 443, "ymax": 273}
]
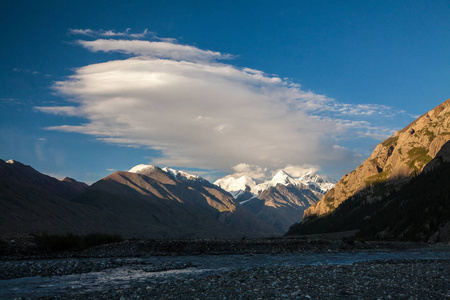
[{"xmin": 32, "ymin": 232, "xmax": 123, "ymax": 252}]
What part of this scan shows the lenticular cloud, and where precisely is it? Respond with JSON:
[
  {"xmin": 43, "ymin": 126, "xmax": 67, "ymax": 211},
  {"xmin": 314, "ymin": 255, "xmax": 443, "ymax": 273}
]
[{"xmin": 36, "ymin": 34, "xmax": 402, "ymax": 174}]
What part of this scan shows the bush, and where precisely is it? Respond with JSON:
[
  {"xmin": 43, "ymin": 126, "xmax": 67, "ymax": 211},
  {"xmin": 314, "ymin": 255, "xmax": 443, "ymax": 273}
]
[{"xmin": 32, "ymin": 232, "xmax": 123, "ymax": 252}]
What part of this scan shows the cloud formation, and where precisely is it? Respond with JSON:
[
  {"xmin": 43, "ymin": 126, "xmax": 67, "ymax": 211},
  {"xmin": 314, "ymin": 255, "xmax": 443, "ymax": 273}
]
[
  {"xmin": 78, "ymin": 39, "xmax": 233, "ymax": 62},
  {"xmin": 37, "ymin": 31, "xmax": 412, "ymax": 177},
  {"xmin": 69, "ymin": 28, "xmax": 152, "ymax": 39},
  {"xmin": 231, "ymin": 163, "xmax": 269, "ymax": 181}
]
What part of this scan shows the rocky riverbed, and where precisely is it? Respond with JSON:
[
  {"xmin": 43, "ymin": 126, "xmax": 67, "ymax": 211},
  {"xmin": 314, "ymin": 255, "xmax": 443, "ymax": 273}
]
[
  {"xmin": 60, "ymin": 260, "xmax": 449, "ymax": 300},
  {"xmin": 1, "ymin": 239, "xmax": 449, "ymax": 299}
]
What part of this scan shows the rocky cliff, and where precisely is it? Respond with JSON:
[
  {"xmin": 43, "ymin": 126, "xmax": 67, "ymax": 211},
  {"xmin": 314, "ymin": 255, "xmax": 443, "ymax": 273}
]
[{"xmin": 303, "ymin": 99, "xmax": 450, "ymax": 220}]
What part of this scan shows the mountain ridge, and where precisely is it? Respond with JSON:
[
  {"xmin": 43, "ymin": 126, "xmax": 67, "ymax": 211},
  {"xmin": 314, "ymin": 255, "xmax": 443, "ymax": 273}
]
[
  {"xmin": 215, "ymin": 169, "xmax": 335, "ymax": 197},
  {"xmin": 302, "ymin": 99, "xmax": 450, "ymax": 220},
  {"xmin": 0, "ymin": 161, "xmax": 281, "ymax": 238},
  {"xmin": 214, "ymin": 168, "xmax": 334, "ymax": 233},
  {"xmin": 286, "ymin": 98, "xmax": 450, "ymax": 242}
]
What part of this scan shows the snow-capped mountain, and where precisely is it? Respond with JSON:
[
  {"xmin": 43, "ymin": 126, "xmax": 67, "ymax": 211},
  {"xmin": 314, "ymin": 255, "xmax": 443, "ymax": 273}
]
[
  {"xmin": 214, "ymin": 169, "xmax": 335, "ymax": 199},
  {"xmin": 129, "ymin": 164, "xmax": 205, "ymax": 183},
  {"xmin": 129, "ymin": 164, "xmax": 335, "ymax": 234},
  {"xmin": 299, "ymin": 173, "xmax": 337, "ymax": 194},
  {"xmin": 213, "ymin": 169, "xmax": 336, "ymax": 232},
  {"xmin": 161, "ymin": 167, "xmax": 205, "ymax": 183},
  {"xmin": 255, "ymin": 170, "xmax": 307, "ymax": 193},
  {"xmin": 129, "ymin": 164, "xmax": 159, "ymax": 174},
  {"xmin": 214, "ymin": 175, "xmax": 258, "ymax": 197}
]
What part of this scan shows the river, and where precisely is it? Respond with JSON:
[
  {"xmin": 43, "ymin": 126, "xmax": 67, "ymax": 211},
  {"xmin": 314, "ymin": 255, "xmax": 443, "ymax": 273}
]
[{"xmin": 1, "ymin": 248, "xmax": 449, "ymax": 299}]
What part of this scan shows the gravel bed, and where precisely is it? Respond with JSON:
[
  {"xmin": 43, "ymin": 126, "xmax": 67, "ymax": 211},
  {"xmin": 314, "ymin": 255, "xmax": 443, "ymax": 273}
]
[
  {"xmin": 46, "ymin": 259, "xmax": 449, "ymax": 300},
  {"xmin": 0, "ymin": 258, "xmax": 196, "ymax": 280},
  {"xmin": 0, "ymin": 258, "xmax": 126, "ymax": 280}
]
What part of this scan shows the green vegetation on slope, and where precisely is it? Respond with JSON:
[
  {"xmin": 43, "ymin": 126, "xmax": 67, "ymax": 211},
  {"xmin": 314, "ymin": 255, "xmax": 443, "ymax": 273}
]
[{"xmin": 407, "ymin": 147, "xmax": 432, "ymax": 174}]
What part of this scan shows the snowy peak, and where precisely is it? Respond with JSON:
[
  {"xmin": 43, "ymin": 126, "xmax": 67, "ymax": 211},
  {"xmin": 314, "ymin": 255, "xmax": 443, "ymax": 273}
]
[
  {"xmin": 215, "ymin": 169, "xmax": 336, "ymax": 199},
  {"xmin": 214, "ymin": 175, "xmax": 257, "ymax": 194},
  {"xmin": 129, "ymin": 164, "xmax": 160, "ymax": 175},
  {"xmin": 299, "ymin": 172, "xmax": 321, "ymax": 183},
  {"xmin": 269, "ymin": 170, "xmax": 297, "ymax": 186},
  {"xmin": 128, "ymin": 164, "xmax": 205, "ymax": 183},
  {"xmin": 161, "ymin": 167, "xmax": 204, "ymax": 183},
  {"xmin": 299, "ymin": 172, "xmax": 336, "ymax": 194}
]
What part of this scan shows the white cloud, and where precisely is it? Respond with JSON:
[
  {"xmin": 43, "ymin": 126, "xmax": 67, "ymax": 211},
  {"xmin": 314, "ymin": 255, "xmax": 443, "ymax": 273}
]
[
  {"xmin": 214, "ymin": 163, "xmax": 321, "ymax": 183},
  {"xmin": 78, "ymin": 39, "xmax": 233, "ymax": 62},
  {"xmin": 281, "ymin": 164, "xmax": 320, "ymax": 177},
  {"xmin": 35, "ymin": 106, "xmax": 81, "ymax": 116},
  {"xmin": 231, "ymin": 163, "xmax": 269, "ymax": 181},
  {"xmin": 69, "ymin": 28, "xmax": 155, "ymax": 39},
  {"xmin": 37, "ymin": 32, "xmax": 413, "ymax": 177}
]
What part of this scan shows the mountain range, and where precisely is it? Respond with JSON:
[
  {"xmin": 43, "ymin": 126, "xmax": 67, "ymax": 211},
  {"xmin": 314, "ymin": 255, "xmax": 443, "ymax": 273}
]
[
  {"xmin": 1, "ymin": 99, "xmax": 449, "ymax": 243},
  {"xmin": 215, "ymin": 170, "xmax": 335, "ymax": 232},
  {"xmin": 286, "ymin": 99, "xmax": 450, "ymax": 243},
  {"xmin": 0, "ymin": 160, "xmax": 279, "ymax": 238}
]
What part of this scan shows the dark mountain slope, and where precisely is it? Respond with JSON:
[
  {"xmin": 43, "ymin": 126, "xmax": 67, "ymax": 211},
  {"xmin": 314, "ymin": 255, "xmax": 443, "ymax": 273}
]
[
  {"xmin": 0, "ymin": 159, "xmax": 88, "ymax": 199},
  {"xmin": 0, "ymin": 176, "xmax": 101, "ymax": 237},
  {"xmin": 357, "ymin": 143, "xmax": 450, "ymax": 243}
]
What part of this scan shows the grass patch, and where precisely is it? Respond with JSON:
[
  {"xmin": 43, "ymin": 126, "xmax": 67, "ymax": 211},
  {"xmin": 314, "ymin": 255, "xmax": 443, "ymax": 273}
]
[
  {"xmin": 365, "ymin": 164, "xmax": 392, "ymax": 185},
  {"xmin": 32, "ymin": 232, "xmax": 123, "ymax": 252},
  {"xmin": 381, "ymin": 136, "xmax": 398, "ymax": 148},
  {"xmin": 365, "ymin": 171, "xmax": 389, "ymax": 185},
  {"xmin": 407, "ymin": 147, "xmax": 432, "ymax": 173},
  {"xmin": 417, "ymin": 128, "xmax": 436, "ymax": 142},
  {"xmin": 323, "ymin": 194, "xmax": 336, "ymax": 212}
]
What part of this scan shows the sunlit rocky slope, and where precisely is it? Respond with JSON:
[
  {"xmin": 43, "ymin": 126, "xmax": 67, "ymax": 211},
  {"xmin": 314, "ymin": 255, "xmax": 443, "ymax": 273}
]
[
  {"xmin": 303, "ymin": 99, "xmax": 450, "ymax": 219},
  {"xmin": 287, "ymin": 99, "xmax": 450, "ymax": 242}
]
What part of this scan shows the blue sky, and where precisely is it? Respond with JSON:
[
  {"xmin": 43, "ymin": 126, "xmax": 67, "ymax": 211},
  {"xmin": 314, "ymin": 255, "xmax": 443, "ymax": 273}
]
[{"xmin": 1, "ymin": 0, "xmax": 449, "ymax": 183}]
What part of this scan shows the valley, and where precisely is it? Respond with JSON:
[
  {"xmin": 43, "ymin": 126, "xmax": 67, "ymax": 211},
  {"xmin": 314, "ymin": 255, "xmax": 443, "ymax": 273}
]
[{"xmin": 1, "ymin": 99, "xmax": 450, "ymax": 299}]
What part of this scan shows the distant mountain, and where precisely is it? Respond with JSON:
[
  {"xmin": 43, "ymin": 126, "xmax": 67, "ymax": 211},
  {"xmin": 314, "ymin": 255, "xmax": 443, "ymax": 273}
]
[
  {"xmin": 0, "ymin": 159, "xmax": 88, "ymax": 199},
  {"xmin": 214, "ymin": 175, "xmax": 258, "ymax": 197},
  {"xmin": 286, "ymin": 99, "xmax": 450, "ymax": 243},
  {"xmin": 61, "ymin": 177, "xmax": 89, "ymax": 192},
  {"xmin": 0, "ymin": 161, "xmax": 280, "ymax": 238},
  {"xmin": 243, "ymin": 184, "xmax": 320, "ymax": 232},
  {"xmin": 215, "ymin": 169, "xmax": 335, "ymax": 233},
  {"xmin": 215, "ymin": 170, "xmax": 334, "ymax": 197},
  {"xmin": 0, "ymin": 159, "xmax": 97, "ymax": 237},
  {"xmin": 71, "ymin": 165, "xmax": 280, "ymax": 238}
]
